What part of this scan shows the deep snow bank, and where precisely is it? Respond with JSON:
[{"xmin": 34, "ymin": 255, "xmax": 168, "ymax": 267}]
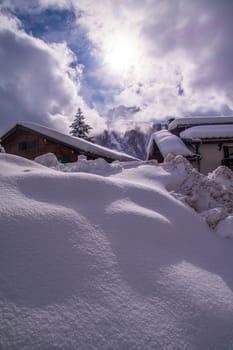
[
  {"xmin": 161, "ymin": 155, "xmax": 233, "ymax": 231},
  {"xmin": 1, "ymin": 153, "xmax": 233, "ymax": 350},
  {"xmin": 35, "ymin": 153, "xmax": 233, "ymax": 232},
  {"xmin": 56, "ymin": 152, "xmax": 232, "ymax": 232}
]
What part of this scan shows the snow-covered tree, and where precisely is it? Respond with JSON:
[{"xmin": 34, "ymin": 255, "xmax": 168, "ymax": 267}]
[{"xmin": 70, "ymin": 108, "xmax": 92, "ymax": 140}]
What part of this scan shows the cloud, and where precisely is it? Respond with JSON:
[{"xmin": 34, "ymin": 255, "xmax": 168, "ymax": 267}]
[
  {"xmin": 1, "ymin": 0, "xmax": 233, "ymax": 135},
  {"xmin": 140, "ymin": 0, "xmax": 233, "ymax": 96},
  {"xmin": 65, "ymin": 0, "xmax": 233, "ymax": 122},
  {"xmin": 0, "ymin": 11, "xmax": 106, "ymax": 134}
]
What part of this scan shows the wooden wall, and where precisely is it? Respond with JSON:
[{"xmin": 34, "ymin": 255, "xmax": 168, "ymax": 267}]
[
  {"xmin": 148, "ymin": 140, "xmax": 164, "ymax": 162},
  {"xmin": 2, "ymin": 128, "xmax": 79, "ymax": 163}
]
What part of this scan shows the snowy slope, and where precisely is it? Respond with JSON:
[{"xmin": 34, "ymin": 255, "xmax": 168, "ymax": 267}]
[{"xmin": 1, "ymin": 153, "xmax": 233, "ymax": 350}]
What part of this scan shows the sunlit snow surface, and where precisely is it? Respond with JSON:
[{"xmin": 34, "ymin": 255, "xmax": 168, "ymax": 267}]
[{"xmin": 1, "ymin": 153, "xmax": 233, "ymax": 350}]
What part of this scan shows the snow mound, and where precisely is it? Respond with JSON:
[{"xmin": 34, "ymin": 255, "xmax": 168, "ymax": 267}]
[
  {"xmin": 0, "ymin": 153, "xmax": 46, "ymax": 173},
  {"xmin": 163, "ymin": 155, "xmax": 233, "ymax": 228},
  {"xmin": 34, "ymin": 152, "xmax": 59, "ymax": 167},
  {"xmin": 200, "ymin": 207, "xmax": 227, "ymax": 229},
  {"xmin": 1, "ymin": 153, "xmax": 233, "ymax": 349},
  {"xmin": 209, "ymin": 165, "xmax": 233, "ymax": 189},
  {"xmin": 215, "ymin": 216, "xmax": 233, "ymax": 238},
  {"xmin": 34, "ymin": 152, "xmax": 143, "ymax": 176},
  {"xmin": 56, "ymin": 156, "xmax": 123, "ymax": 175},
  {"xmin": 32, "ymin": 152, "xmax": 233, "ymax": 230}
]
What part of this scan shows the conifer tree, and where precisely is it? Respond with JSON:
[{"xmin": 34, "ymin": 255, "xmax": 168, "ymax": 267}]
[{"xmin": 70, "ymin": 108, "xmax": 92, "ymax": 140}]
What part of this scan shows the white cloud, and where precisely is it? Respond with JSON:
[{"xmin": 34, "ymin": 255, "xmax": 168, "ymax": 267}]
[
  {"xmin": 1, "ymin": 0, "xmax": 233, "ymax": 135},
  {"xmin": 0, "ymin": 12, "xmax": 106, "ymax": 135},
  {"xmin": 64, "ymin": 0, "xmax": 233, "ymax": 125}
]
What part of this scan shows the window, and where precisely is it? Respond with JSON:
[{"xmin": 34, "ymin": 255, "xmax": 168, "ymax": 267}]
[
  {"xmin": 28, "ymin": 141, "xmax": 36, "ymax": 149},
  {"xmin": 18, "ymin": 140, "xmax": 36, "ymax": 151},
  {"xmin": 61, "ymin": 155, "xmax": 69, "ymax": 163},
  {"xmin": 18, "ymin": 142, "xmax": 27, "ymax": 150},
  {"xmin": 223, "ymin": 146, "xmax": 233, "ymax": 158},
  {"xmin": 222, "ymin": 146, "xmax": 233, "ymax": 168},
  {"xmin": 228, "ymin": 146, "xmax": 233, "ymax": 158}
]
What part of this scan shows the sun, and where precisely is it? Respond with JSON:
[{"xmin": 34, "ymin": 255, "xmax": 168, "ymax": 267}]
[{"xmin": 104, "ymin": 35, "xmax": 140, "ymax": 75}]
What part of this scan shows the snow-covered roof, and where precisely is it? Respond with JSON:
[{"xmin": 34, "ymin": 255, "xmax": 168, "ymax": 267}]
[
  {"xmin": 147, "ymin": 129, "xmax": 196, "ymax": 158},
  {"xmin": 2, "ymin": 122, "xmax": 137, "ymax": 162},
  {"xmin": 180, "ymin": 125, "xmax": 233, "ymax": 140},
  {"xmin": 168, "ymin": 116, "xmax": 233, "ymax": 131}
]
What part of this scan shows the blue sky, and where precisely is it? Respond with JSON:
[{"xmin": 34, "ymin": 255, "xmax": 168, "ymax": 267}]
[
  {"xmin": 16, "ymin": 7, "xmax": 110, "ymax": 104},
  {"xmin": 0, "ymin": 0, "xmax": 233, "ymax": 134}
]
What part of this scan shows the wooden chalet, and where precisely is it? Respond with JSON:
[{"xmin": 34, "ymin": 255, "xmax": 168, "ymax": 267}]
[{"xmin": 0, "ymin": 122, "xmax": 137, "ymax": 163}]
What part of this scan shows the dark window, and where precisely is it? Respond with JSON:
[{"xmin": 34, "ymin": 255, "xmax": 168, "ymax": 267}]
[
  {"xmin": 18, "ymin": 142, "xmax": 27, "ymax": 150},
  {"xmin": 18, "ymin": 140, "xmax": 36, "ymax": 151},
  {"xmin": 223, "ymin": 146, "xmax": 233, "ymax": 159},
  {"xmin": 28, "ymin": 141, "xmax": 36, "ymax": 149},
  {"xmin": 228, "ymin": 146, "xmax": 233, "ymax": 157},
  {"xmin": 61, "ymin": 155, "xmax": 69, "ymax": 163},
  {"xmin": 222, "ymin": 146, "xmax": 233, "ymax": 168},
  {"xmin": 223, "ymin": 146, "xmax": 229, "ymax": 158}
]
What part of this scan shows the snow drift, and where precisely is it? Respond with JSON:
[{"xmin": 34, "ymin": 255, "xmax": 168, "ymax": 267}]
[
  {"xmin": 162, "ymin": 155, "xmax": 233, "ymax": 229},
  {"xmin": 1, "ymin": 153, "xmax": 233, "ymax": 349},
  {"xmin": 36, "ymin": 152, "xmax": 233, "ymax": 230}
]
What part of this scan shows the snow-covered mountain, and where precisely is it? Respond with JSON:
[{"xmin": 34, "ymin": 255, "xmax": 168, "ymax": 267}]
[
  {"xmin": 106, "ymin": 105, "xmax": 141, "ymax": 125},
  {"xmin": 95, "ymin": 105, "xmax": 164, "ymax": 160},
  {"xmin": 95, "ymin": 128, "xmax": 149, "ymax": 160}
]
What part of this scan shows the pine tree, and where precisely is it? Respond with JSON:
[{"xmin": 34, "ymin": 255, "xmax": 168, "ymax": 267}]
[{"xmin": 70, "ymin": 108, "xmax": 92, "ymax": 140}]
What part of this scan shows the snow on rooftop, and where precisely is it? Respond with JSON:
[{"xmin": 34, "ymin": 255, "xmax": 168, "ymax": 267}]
[
  {"xmin": 147, "ymin": 129, "xmax": 195, "ymax": 158},
  {"xmin": 10, "ymin": 122, "xmax": 137, "ymax": 162},
  {"xmin": 168, "ymin": 116, "xmax": 233, "ymax": 130},
  {"xmin": 180, "ymin": 125, "xmax": 233, "ymax": 140}
]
